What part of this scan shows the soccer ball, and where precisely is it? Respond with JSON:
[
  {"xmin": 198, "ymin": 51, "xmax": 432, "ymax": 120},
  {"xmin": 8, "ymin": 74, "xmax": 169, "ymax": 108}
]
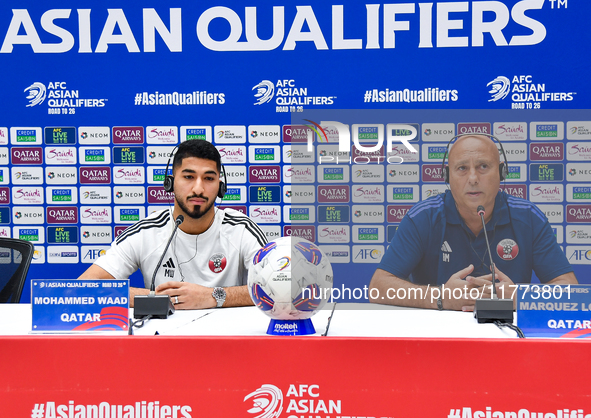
[{"xmin": 248, "ymin": 236, "xmax": 333, "ymax": 320}]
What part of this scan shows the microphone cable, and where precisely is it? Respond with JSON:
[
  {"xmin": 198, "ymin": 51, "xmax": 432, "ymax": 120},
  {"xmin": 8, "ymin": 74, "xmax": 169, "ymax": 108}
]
[{"xmin": 494, "ymin": 320, "xmax": 525, "ymax": 338}]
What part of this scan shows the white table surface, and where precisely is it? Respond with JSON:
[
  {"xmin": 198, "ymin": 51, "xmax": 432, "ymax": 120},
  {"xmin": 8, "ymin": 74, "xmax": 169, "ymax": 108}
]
[{"xmin": 0, "ymin": 303, "xmax": 518, "ymax": 338}]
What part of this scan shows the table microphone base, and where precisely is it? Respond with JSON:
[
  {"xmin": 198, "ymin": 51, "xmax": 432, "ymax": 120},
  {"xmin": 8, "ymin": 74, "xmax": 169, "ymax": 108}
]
[
  {"xmin": 134, "ymin": 295, "xmax": 175, "ymax": 319},
  {"xmin": 474, "ymin": 298, "xmax": 513, "ymax": 324}
]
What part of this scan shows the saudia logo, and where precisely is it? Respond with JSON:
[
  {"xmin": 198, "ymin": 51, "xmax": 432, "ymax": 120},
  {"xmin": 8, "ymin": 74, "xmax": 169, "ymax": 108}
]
[
  {"xmin": 252, "ymin": 208, "xmax": 278, "ymax": 217},
  {"xmin": 115, "ymin": 168, "xmax": 142, "ymax": 178}
]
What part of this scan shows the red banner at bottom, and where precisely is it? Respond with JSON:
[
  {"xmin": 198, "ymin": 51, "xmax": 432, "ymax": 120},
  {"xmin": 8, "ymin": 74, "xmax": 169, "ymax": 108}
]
[{"xmin": 1, "ymin": 336, "xmax": 589, "ymax": 417}]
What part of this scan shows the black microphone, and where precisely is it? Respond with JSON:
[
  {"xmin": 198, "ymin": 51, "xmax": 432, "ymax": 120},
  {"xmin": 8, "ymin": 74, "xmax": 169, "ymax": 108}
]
[
  {"xmin": 133, "ymin": 214, "xmax": 184, "ymax": 319},
  {"xmin": 473, "ymin": 205, "xmax": 514, "ymax": 324}
]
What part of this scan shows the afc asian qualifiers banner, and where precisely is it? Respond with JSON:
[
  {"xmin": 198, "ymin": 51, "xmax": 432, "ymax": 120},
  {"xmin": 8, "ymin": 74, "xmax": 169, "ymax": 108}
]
[
  {"xmin": 0, "ymin": 1, "xmax": 589, "ymax": 118},
  {"xmin": 1, "ymin": 337, "xmax": 591, "ymax": 417}
]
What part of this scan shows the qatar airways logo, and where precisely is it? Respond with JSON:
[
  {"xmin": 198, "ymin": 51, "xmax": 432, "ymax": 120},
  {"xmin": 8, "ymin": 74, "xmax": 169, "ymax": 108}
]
[
  {"xmin": 567, "ymin": 205, "xmax": 591, "ymax": 223},
  {"xmin": 113, "ymin": 127, "xmax": 144, "ymax": 144},
  {"xmin": 47, "ymin": 207, "xmax": 78, "ymax": 223},
  {"xmin": 0, "ymin": 188, "xmax": 9, "ymax": 204},
  {"xmin": 79, "ymin": 167, "xmax": 110, "ymax": 184},
  {"xmin": 502, "ymin": 185, "xmax": 526, "ymax": 199},
  {"xmin": 422, "ymin": 165, "xmax": 444, "ymax": 182},
  {"xmin": 147, "ymin": 186, "xmax": 174, "ymax": 204},
  {"xmin": 283, "ymin": 226, "xmax": 314, "ymax": 242},
  {"xmin": 317, "ymin": 186, "xmax": 349, "ymax": 203},
  {"xmin": 11, "ymin": 147, "xmax": 42, "ymax": 164},
  {"xmin": 387, "ymin": 205, "xmax": 412, "ymax": 223},
  {"xmin": 530, "ymin": 143, "xmax": 564, "ymax": 161},
  {"xmin": 250, "ymin": 166, "xmax": 280, "ymax": 183}
]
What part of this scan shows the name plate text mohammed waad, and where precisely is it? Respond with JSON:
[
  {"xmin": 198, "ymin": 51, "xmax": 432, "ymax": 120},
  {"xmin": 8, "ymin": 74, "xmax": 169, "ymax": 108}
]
[{"xmin": 31, "ymin": 279, "xmax": 129, "ymax": 333}]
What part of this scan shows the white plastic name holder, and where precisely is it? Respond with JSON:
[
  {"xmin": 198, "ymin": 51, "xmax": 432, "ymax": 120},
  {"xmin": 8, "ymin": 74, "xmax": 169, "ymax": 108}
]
[
  {"xmin": 31, "ymin": 279, "xmax": 129, "ymax": 333},
  {"xmin": 517, "ymin": 284, "xmax": 591, "ymax": 338}
]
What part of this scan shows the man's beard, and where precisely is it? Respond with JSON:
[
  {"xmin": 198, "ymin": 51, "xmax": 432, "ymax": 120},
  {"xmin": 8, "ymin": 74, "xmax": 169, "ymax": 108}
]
[{"xmin": 175, "ymin": 194, "xmax": 215, "ymax": 219}]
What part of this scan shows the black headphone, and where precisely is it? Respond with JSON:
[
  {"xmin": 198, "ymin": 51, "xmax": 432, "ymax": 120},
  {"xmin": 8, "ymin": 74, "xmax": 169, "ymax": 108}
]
[
  {"xmin": 440, "ymin": 133, "xmax": 509, "ymax": 183},
  {"xmin": 163, "ymin": 144, "xmax": 227, "ymax": 199}
]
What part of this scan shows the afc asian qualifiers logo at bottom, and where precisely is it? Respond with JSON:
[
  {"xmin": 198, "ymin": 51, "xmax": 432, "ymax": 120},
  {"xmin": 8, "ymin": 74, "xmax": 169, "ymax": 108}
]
[
  {"xmin": 209, "ymin": 253, "xmax": 227, "ymax": 273},
  {"xmin": 244, "ymin": 384, "xmax": 283, "ymax": 418},
  {"xmin": 497, "ymin": 239, "xmax": 519, "ymax": 260}
]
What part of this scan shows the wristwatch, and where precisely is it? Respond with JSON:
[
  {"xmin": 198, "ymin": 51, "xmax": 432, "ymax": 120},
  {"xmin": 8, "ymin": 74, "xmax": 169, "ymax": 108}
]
[
  {"xmin": 212, "ymin": 287, "xmax": 226, "ymax": 308},
  {"xmin": 437, "ymin": 287, "xmax": 444, "ymax": 311}
]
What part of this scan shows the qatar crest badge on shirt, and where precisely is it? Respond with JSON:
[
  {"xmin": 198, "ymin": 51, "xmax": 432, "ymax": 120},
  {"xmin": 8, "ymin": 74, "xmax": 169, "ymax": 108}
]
[
  {"xmin": 497, "ymin": 238, "xmax": 519, "ymax": 261},
  {"xmin": 209, "ymin": 253, "xmax": 227, "ymax": 273}
]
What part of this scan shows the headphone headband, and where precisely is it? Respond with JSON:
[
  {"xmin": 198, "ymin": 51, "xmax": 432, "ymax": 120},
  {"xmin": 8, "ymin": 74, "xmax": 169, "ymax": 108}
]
[
  {"xmin": 162, "ymin": 142, "xmax": 227, "ymax": 199},
  {"xmin": 440, "ymin": 133, "xmax": 509, "ymax": 183}
]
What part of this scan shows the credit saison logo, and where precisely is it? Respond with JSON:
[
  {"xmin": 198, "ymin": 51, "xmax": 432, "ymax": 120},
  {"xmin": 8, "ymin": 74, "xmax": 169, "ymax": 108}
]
[
  {"xmin": 50, "ymin": 188, "xmax": 73, "ymax": 202},
  {"xmin": 289, "ymin": 207, "xmax": 310, "ymax": 221},
  {"xmin": 18, "ymin": 228, "xmax": 40, "ymax": 242}
]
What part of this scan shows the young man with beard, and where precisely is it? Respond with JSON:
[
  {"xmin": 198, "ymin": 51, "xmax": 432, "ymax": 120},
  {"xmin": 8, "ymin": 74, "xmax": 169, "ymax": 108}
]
[{"xmin": 79, "ymin": 140, "xmax": 267, "ymax": 309}]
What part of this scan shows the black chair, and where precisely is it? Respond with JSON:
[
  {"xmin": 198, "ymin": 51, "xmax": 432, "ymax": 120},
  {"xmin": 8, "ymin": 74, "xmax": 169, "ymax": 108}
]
[{"xmin": 0, "ymin": 238, "xmax": 35, "ymax": 303}]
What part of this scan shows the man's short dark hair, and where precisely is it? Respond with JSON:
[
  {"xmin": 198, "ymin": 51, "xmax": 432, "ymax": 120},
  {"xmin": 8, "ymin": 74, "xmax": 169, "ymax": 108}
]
[{"xmin": 172, "ymin": 140, "xmax": 221, "ymax": 172}]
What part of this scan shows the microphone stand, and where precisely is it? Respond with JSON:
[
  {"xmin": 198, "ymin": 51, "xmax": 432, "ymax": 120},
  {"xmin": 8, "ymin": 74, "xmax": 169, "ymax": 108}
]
[
  {"xmin": 473, "ymin": 206, "xmax": 513, "ymax": 324},
  {"xmin": 133, "ymin": 215, "xmax": 184, "ymax": 319}
]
